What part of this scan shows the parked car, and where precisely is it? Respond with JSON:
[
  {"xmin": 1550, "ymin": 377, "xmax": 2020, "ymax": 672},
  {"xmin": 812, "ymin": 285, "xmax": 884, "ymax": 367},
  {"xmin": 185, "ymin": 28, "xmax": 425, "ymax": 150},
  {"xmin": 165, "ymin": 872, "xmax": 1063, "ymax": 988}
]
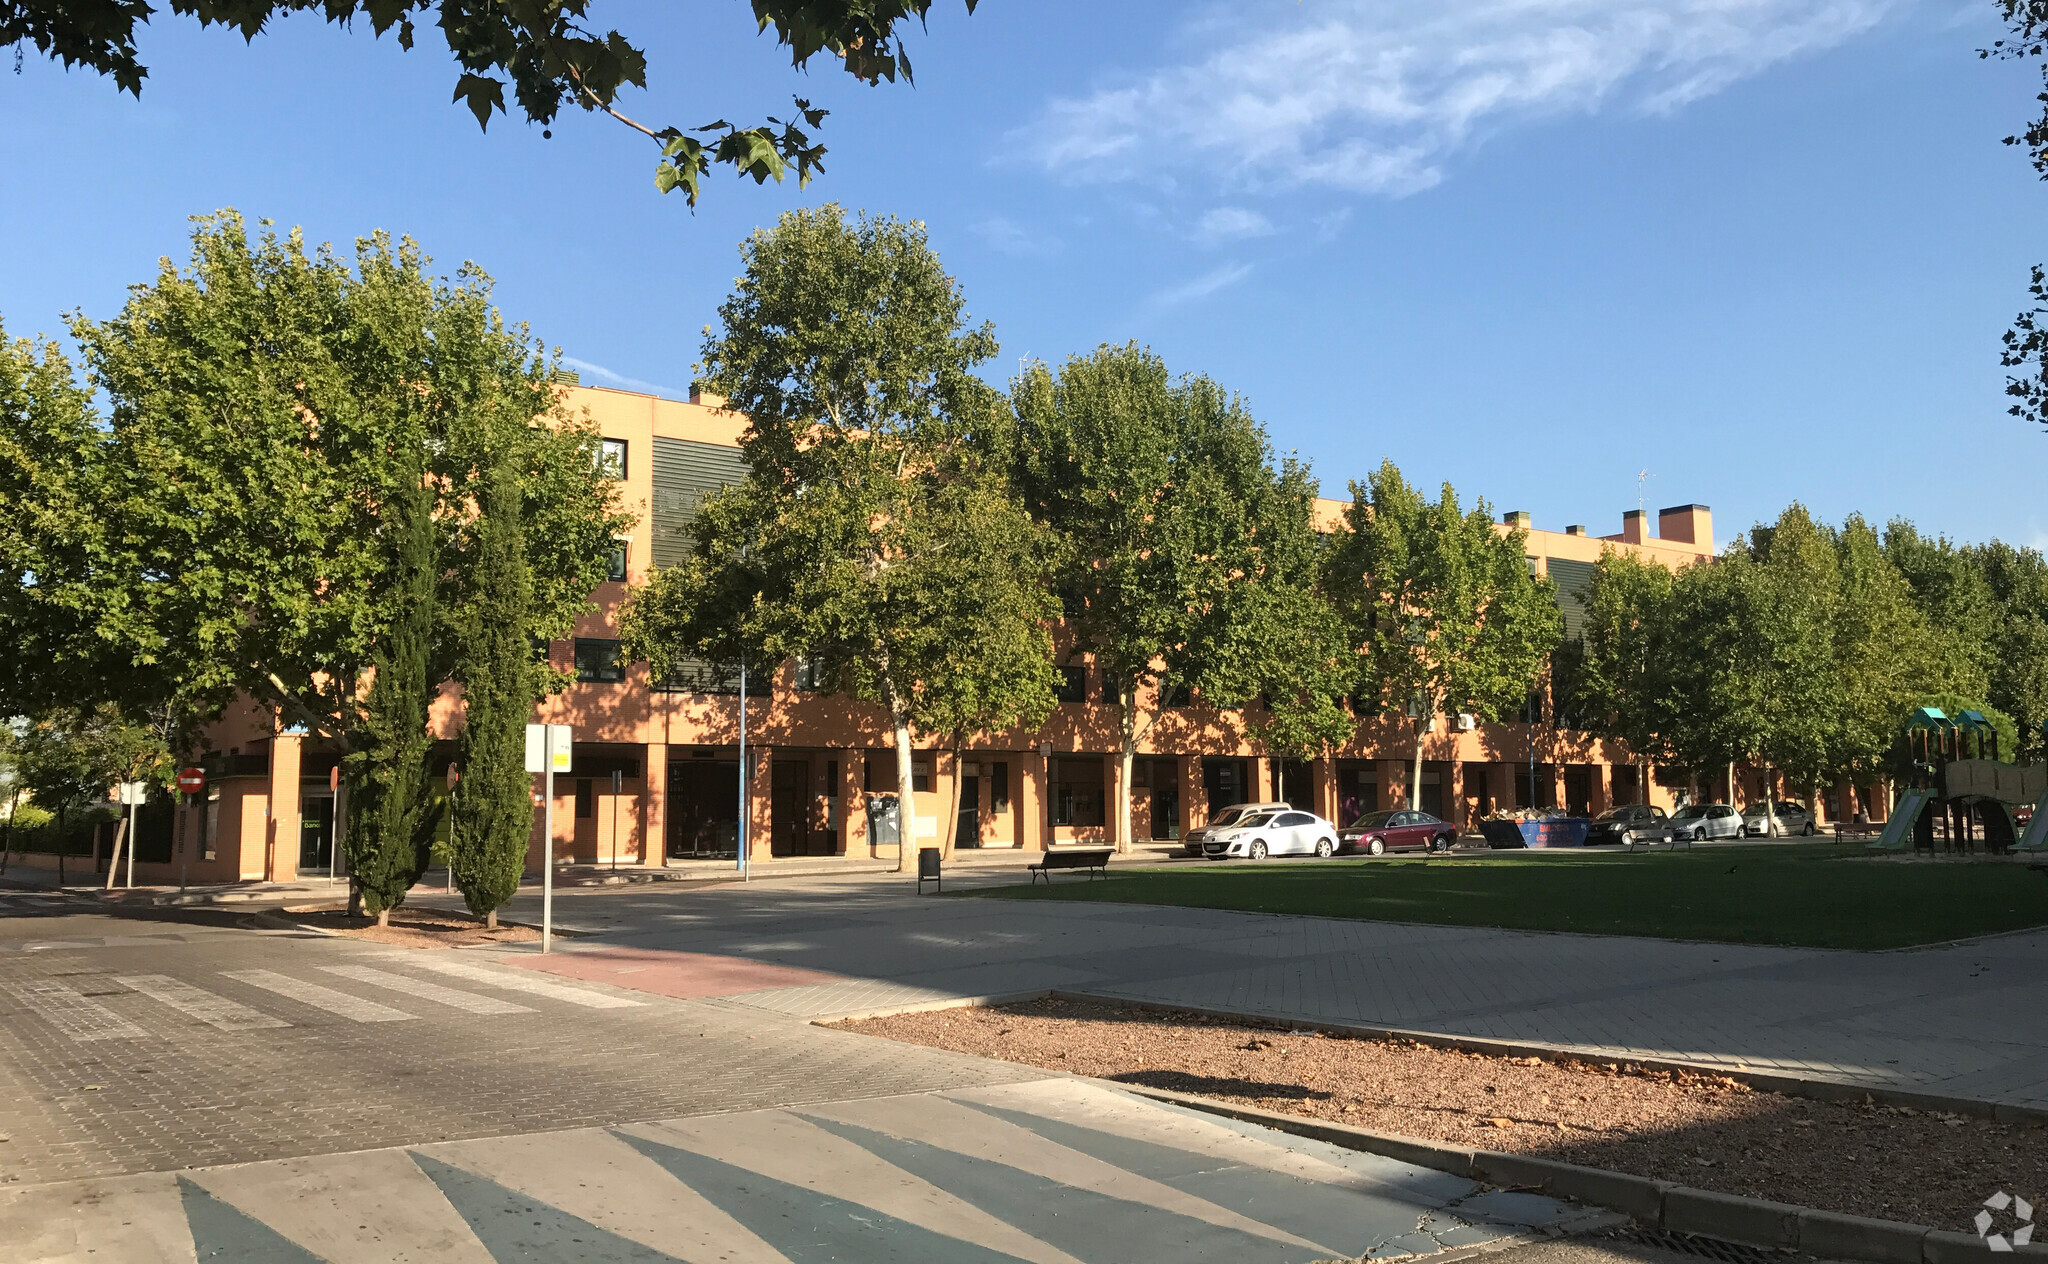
[
  {"xmin": 1668, "ymin": 803, "xmax": 1744, "ymax": 842},
  {"xmin": 1200, "ymin": 809, "xmax": 1341, "ymax": 859},
  {"xmin": 1742, "ymin": 800, "xmax": 1817, "ymax": 837},
  {"xmin": 1339, "ymin": 809, "xmax": 1458, "ymax": 855},
  {"xmin": 1182, "ymin": 802, "xmax": 1291, "ymax": 856},
  {"xmin": 1586, "ymin": 803, "xmax": 1669, "ymax": 846}
]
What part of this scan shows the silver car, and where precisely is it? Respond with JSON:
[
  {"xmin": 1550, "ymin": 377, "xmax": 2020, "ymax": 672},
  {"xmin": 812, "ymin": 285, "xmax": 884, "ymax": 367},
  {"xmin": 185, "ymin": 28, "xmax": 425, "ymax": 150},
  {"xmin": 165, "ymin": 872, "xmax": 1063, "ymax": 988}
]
[
  {"xmin": 1201, "ymin": 809, "xmax": 1341, "ymax": 860},
  {"xmin": 1586, "ymin": 803, "xmax": 1669, "ymax": 846},
  {"xmin": 1182, "ymin": 802, "xmax": 1291, "ymax": 856},
  {"xmin": 1667, "ymin": 803, "xmax": 1744, "ymax": 842},
  {"xmin": 1743, "ymin": 800, "xmax": 1817, "ymax": 837}
]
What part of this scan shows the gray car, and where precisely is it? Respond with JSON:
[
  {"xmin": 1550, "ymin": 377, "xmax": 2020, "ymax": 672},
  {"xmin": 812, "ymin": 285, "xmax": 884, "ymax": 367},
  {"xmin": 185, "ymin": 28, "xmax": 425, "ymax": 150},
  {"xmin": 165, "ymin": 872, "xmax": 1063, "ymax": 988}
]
[
  {"xmin": 1667, "ymin": 803, "xmax": 1744, "ymax": 842},
  {"xmin": 1586, "ymin": 803, "xmax": 1669, "ymax": 846},
  {"xmin": 1742, "ymin": 800, "xmax": 1817, "ymax": 837}
]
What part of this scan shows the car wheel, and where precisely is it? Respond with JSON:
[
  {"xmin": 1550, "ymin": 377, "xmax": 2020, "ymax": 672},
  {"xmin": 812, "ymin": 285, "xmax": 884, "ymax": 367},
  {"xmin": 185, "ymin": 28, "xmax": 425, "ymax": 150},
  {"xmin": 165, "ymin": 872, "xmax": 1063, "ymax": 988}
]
[
  {"xmin": 1802, "ymin": 821, "xmax": 1815, "ymax": 836},
  {"xmin": 1693, "ymin": 829, "xmax": 1706, "ymax": 842},
  {"xmin": 1314, "ymin": 837, "xmax": 1333, "ymax": 858},
  {"xmin": 1367, "ymin": 838, "xmax": 1385, "ymax": 856},
  {"xmin": 1249, "ymin": 839, "xmax": 1268, "ymax": 860}
]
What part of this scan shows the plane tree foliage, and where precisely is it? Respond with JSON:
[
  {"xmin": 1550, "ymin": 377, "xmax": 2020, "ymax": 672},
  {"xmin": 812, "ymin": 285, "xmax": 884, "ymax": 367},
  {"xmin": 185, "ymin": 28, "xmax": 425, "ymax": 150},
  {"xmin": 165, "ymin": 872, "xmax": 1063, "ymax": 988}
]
[
  {"xmin": 1, "ymin": 210, "xmax": 627, "ymax": 915},
  {"xmin": 618, "ymin": 206, "xmax": 1060, "ymax": 867},
  {"xmin": 1323, "ymin": 461, "xmax": 1559, "ymax": 813},
  {"xmin": 1012, "ymin": 343, "xmax": 1351, "ymax": 850},
  {"xmin": 2, "ymin": 1, "xmax": 979, "ymax": 204}
]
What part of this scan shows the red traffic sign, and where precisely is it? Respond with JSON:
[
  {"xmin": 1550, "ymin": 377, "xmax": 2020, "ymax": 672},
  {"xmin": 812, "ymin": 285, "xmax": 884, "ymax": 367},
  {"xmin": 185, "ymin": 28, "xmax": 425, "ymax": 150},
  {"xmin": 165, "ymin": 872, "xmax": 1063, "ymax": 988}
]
[{"xmin": 177, "ymin": 767, "xmax": 206, "ymax": 794}]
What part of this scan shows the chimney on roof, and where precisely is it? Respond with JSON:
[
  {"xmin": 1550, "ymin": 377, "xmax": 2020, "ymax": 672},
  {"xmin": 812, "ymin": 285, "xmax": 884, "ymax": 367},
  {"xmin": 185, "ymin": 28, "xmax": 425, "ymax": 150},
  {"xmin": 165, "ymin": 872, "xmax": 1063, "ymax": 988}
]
[
  {"xmin": 549, "ymin": 368, "xmax": 580, "ymax": 386},
  {"xmin": 1503, "ymin": 511, "xmax": 1531, "ymax": 529},
  {"xmin": 1565, "ymin": 524, "xmax": 1586, "ymax": 536},
  {"xmin": 1657, "ymin": 504, "xmax": 1713, "ymax": 548},
  {"xmin": 1621, "ymin": 509, "xmax": 1648, "ymax": 545},
  {"xmin": 689, "ymin": 382, "xmax": 727, "ymax": 409}
]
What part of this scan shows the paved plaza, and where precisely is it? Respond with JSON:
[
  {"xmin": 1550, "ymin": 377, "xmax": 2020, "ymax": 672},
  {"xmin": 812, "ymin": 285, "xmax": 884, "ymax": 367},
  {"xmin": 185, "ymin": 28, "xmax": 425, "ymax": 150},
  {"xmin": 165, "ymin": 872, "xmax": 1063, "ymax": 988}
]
[{"xmin": 0, "ymin": 870, "xmax": 2041, "ymax": 1261}]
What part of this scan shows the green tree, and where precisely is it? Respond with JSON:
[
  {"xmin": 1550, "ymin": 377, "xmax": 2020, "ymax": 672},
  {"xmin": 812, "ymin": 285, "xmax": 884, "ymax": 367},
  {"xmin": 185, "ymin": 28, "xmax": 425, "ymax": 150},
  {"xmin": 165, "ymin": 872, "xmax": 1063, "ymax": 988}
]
[
  {"xmin": 1324, "ymin": 460, "xmax": 1559, "ymax": 812},
  {"xmin": 1568, "ymin": 548, "xmax": 1679, "ymax": 797},
  {"xmin": 1013, "ymin": 343, "xmax": 1350, "ymax": 850},
  {"xmin": 7, "ymin": 1, "xmax": 979, "ymax": 204},
  {"xmin": 343, "ymin": 466, "xmax": 442, "ymax": 922},
  {"xmin": 619, "ymin": 206, "xmax": 1058, "ymax": 869},
  {"xmin": 448, "ymin": 446, "xmax": 541, "ymax": 926},
  {"xmin": 1882, "ymin": 520, "xmax": 1995, "ymax": 702},
  {"xmin": 1829, "ymin": 516, "xmax": 1949, "ymax": 790},
  {"xmin": 10, "ymin": 703, "xmax": 175, "ymax": 884},
  {"xmin": 1964, "ymin": 539, "xmax": 2048, "ymax": 761}
]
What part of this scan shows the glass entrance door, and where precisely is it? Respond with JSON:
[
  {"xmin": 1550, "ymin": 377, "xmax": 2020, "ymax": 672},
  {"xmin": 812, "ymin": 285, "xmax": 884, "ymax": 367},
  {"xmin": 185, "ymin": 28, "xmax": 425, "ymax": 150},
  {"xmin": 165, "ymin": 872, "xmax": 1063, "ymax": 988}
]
[
  {"xmin": 299, "ymin": 794, "xmax": 335, "ymax": 873},
  {"xmin": 667, "ymin": 759, "xmax": 739, "ymax": 859},
  {"xmin": 956, "ymin": 775, "xmax": 980, "ymax": 848}
]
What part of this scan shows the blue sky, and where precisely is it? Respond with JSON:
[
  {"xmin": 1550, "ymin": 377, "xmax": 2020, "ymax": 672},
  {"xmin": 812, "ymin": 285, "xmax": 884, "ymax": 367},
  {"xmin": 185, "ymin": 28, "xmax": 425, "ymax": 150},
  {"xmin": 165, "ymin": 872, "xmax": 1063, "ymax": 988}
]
[{"xmin": 2, "ymin": 0, "xmax": 2042, "ymax": 549}]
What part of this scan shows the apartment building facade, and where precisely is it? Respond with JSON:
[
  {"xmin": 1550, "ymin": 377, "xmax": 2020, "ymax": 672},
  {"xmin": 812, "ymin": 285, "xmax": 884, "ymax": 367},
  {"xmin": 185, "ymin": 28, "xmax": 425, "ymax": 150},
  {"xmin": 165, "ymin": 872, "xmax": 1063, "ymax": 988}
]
[{"xmin": 133, "ymin": 385, "xmax": 1755, "ymax": 884}]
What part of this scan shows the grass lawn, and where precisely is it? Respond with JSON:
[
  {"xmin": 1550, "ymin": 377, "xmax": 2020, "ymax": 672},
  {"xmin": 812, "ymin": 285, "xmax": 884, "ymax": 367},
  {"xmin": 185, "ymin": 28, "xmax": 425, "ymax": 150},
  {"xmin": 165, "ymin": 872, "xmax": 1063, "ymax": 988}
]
[{"xmin": 970, "ymin": 844, "xmax": 2048, "ymax": 949}]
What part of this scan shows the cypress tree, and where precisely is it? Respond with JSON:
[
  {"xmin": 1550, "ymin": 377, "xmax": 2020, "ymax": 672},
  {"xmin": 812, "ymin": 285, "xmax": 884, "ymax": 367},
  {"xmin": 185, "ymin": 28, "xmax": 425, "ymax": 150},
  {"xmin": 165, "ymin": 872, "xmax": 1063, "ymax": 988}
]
[
  {"xmin": 345, "ymin": 463, "xmax": 442, "ymax": 925},
  {"xmin": 450, "ymin": 449, "xmax": 537, "ymax": 928}
]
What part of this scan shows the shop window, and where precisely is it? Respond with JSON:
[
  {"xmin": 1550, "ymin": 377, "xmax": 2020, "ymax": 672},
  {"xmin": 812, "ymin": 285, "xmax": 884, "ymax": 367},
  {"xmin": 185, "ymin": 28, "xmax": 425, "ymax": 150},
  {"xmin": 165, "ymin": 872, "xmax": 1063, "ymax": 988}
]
[
  {"xmin": 991, "ymin": 761, "xmax": 1010, "ymax": 812},
  {"xmin": 1049, "ymin": 756, "xmax": 1104, "ymax": 827},
  {"xmin": 1055, "ymin": 666, "xmax": 1087, "ymax": 704},
  {"xmin": 575, "ymin": 638, "xmax": 625, "ymax": 683}
]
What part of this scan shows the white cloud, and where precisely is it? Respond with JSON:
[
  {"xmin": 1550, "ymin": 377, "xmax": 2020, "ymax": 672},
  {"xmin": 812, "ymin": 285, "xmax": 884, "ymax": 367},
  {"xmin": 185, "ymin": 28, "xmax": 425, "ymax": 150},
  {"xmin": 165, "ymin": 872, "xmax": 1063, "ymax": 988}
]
[
  {"xmin": 1192, "ymin": 206, "xmax": 1277, "ymax": 244},
  {"xmin": 560, "ymin": 356, "xmax": 686, "ymax": 399},
  {"xmin": 970, "ymin": 215, "xmax": 1060, "ymax": 257},
  {"xmin": 1149, "ymin": 262, "xmax": 1255, "ymax": 309},
  {"xmin": 1018, "ymin": 0, "xmax": 1894, "ymax": 195}
]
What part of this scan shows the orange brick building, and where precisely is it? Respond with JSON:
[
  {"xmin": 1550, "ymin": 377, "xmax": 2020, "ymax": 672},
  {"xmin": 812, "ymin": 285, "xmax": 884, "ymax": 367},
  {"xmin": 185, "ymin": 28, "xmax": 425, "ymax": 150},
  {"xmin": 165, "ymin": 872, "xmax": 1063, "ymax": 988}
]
[{"xmin": 135, "ymin": 385, "xmax": 1756, "ymax": 884}]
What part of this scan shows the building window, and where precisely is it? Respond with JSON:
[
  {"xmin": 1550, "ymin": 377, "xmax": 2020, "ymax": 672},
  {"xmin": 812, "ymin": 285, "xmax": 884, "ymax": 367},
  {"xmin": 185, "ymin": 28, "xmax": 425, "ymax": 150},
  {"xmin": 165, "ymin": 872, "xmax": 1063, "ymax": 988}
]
[
  {"xmin": 653, "ymin": 657, "xmax": 739, "ymax": 695},
  {"xmin": 1163, "ymin": 682, "xmax": 1191, "ymax": 708},
  {"xmin": 575, "ymin": 778, "xmax": 594, "ymax": 818},
  {"xmin": 598, "ymin": 438, "xmax": 628, "ymax": 480},
  {"xmin": 912, "ymin": 759, "xmax": 932, "ymax": 794},
  {"xmin": 1049, "ymin": 756, "xmax": 1104, "ymax": 827},
  {"xmin": 574, "ymin": 638, "xmax": 625, "ymax": 683},
  {"xmin": 793, "ymin": 656, "xmax": 825, "ymax": 691},
  {"xmin": 991, "ymin": 761, "xmax": 1010, "ymax": 812},
  {"xmin": 605, "ymin": 543, "xmax": 627, "ymax": 583},
  {"xmin": 1055, "ymin": 666, "xmax": 1087, "ymax": 704}
]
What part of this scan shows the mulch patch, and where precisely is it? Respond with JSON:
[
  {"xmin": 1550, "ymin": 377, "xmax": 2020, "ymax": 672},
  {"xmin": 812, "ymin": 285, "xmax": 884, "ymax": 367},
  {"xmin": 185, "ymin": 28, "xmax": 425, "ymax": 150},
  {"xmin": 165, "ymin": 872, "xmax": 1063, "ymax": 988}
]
[
  {"xmin": 273, "ymin": 903, "xmax": 541, "ymax": 949},
  {"xmin": 837, "ymin": 996, "xmax": 2045, "ymax": 1232}
]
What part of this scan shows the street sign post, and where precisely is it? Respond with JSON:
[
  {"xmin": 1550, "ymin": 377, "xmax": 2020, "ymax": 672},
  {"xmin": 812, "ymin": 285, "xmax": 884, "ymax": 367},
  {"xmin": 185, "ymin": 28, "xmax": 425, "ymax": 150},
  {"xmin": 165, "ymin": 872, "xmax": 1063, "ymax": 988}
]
[
  {"xmin": 524, "ymin": 723, "xmax": 572, "ymax": 953},
  {"xmin": 114, "ymin": 780, "xmax": 149, "ymax": 889},
  {"xmin": 177, "ymin": 768, "xmax": 205, "ymax": 795}
]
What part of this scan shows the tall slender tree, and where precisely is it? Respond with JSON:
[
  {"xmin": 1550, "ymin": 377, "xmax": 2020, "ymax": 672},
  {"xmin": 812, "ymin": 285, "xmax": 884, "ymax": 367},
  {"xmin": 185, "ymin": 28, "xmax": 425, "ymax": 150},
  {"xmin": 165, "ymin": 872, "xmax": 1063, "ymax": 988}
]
[
  {"xmin": 344, "ymin": 464, "xmax": 442, "ymax": 922},
  {"xmin": 1569, "ymin": 548, "xmax": 1679, "ymax": 799},
  {"xmin": 1324, "ymin": 461, "xmax": 1559, "ymax": 813},
  {"xmin": 449, "ymin": 447, "xmax": 541, "ymax": 927},
  {"xmin": 1012, "ymin": 344, "xmax": 1350, "ymax": 851}
]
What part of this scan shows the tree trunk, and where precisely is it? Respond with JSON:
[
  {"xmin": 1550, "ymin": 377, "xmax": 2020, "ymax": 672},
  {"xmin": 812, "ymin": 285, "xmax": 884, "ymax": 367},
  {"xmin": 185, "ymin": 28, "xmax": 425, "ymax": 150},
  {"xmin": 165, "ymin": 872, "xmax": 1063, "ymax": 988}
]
[
  {"xmin": 1410, "ymin": 718, "xmax": 1426, "ymax": 812},
  {"xmin": 103, "ymin": 814, "xmax": 129, "ymax": 891},
  {"xmin": 1762, "ymin": 761, "xmax": 1778, "ymax": 837},
  {"xmin": 1726, "ymin": 760, "xmax": 1736, "ymax": 806},
  {"xmin": 376, "ymin": 908, "xmax": 390, "ymax": 928},
  {"xmin": 890, "ymin": 697, "xmax": 916, "ymax": 874},
  {"xmin": 485, "ymin": 909, "xmax": 498, "ymax": 930},
  {"xmin": 1117, "ymin": 692, "xmax": 1140, "ymax": 855},
  {"xmin": 55, "ymin": 806, "xmax": 68, "ymax": 886},
  {"xmin": 941, "ymin": 733, "xmax": 966, "ymax": 858},
  {"xmin": 0, "ymin": 785, "xmax": 19, "ymax": 874}
]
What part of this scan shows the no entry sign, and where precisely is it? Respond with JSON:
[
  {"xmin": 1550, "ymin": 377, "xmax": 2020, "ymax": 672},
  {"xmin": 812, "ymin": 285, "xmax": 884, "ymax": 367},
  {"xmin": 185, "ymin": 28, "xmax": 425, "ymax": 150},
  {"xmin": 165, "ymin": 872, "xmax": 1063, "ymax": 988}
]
[{"xmin": 177, "ymin": 767, "xmax": 206, "ymax": 795}]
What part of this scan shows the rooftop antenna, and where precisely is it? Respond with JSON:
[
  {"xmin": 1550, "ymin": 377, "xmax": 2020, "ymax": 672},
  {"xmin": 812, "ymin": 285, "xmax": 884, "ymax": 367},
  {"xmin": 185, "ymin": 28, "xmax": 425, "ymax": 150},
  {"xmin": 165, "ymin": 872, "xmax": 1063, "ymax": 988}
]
[{"xmin": 1636, "ymin": 469, "xmax": 1651, "ymax": 515}]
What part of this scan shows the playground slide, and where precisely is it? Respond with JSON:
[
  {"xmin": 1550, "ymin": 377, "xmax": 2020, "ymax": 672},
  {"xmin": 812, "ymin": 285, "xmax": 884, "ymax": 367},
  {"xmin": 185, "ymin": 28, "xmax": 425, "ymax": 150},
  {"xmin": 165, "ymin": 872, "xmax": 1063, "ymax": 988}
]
[
  {"xmin": 2020, "ymin": 785, "xmax": 2048, "ymax": 852},
  {"xmin": 1869, "ymin": 788, "xmax": 1933, "ymax": 851}
]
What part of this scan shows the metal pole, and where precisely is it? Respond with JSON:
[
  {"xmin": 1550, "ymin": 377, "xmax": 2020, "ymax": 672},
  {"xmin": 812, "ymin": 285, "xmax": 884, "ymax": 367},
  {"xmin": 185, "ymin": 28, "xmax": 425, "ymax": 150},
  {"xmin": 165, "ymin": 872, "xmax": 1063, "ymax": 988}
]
[
  {"xmin": 543, "ymin": 730, "xmax": 555, "ymax": 955},
  {"xmin": 126, "ymin": 796, "xmax": 137, "ymax": 888},
  {"xmin": 737, "ymin": 661, "xmax": 748, "ymax": 880}
]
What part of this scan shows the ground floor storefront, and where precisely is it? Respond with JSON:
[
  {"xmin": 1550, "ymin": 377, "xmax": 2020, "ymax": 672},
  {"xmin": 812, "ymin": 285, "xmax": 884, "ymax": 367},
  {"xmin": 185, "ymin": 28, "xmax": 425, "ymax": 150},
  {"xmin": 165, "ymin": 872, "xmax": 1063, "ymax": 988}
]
[{"xmin": 102, "ymin": 729, "xmax": 1892, "ymax": 885}]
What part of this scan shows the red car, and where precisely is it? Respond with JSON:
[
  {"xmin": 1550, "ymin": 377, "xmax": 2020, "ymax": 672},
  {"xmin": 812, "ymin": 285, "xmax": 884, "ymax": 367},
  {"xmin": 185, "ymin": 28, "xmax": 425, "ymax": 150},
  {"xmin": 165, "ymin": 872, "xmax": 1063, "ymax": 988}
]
[{"xmin": 1340, "ymin": 809, "xmax": 1457, "ymax": 855}]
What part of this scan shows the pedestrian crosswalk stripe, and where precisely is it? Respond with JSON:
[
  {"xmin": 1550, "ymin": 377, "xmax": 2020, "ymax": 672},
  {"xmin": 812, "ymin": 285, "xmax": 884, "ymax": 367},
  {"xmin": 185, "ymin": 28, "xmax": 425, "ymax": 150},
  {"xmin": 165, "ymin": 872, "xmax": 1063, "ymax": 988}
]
[
  {"xmin": 221, "ymin": 970, "xmax": 415, "ymax": 1023},
  {"xmin": 0, "ymin": 980, "xmax": 147, "ymax": 1041},
  {"xmin": 117, "ymin": 974, "xmax": 291, "ymax": 1031},
  {"xmin": 318, "ymin": 965, "xmax": 533, "ymax": 1015},
  {"xmin": 392, "ymin": 955, "xmax": 645, "ymax": 1009}
]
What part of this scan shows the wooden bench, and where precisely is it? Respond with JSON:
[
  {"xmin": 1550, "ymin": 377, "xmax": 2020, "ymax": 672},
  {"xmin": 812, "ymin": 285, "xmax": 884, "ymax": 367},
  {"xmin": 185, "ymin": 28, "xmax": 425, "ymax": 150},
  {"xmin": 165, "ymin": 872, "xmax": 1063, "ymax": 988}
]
[
  {"xmin": 1834, "ymin": 821, "xmax": 1880, "ymax": 840},
  {"xmin": 1029, "ymin": 848, "xmax": 1113, "ymax": 884}
]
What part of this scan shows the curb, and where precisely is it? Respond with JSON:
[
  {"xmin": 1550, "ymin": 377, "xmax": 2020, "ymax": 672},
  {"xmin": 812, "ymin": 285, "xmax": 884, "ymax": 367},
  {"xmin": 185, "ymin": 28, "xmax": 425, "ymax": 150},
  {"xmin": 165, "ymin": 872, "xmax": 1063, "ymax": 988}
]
[
  {"xmin": 1110, "ymin": 1084, "xmax": 2042, "ymax": 1264},
  {"xmin": 1043, "ymin": 990, "xmax": 2048, "ymax": 1127}
]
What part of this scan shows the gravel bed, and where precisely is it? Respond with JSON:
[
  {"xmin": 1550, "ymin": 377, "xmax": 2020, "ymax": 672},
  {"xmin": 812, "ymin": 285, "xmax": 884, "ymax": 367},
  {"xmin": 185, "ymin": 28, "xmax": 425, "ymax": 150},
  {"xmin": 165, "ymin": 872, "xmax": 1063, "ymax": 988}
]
[{"xmin": 838, "ymin": 997, "xmax": 2045, "ymax": 1232}]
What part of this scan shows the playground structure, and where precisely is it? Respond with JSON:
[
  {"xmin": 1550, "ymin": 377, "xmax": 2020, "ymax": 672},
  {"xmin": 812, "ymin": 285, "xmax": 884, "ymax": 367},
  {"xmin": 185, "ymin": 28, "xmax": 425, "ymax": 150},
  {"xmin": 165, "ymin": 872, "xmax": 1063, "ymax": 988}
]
[{"xmin": 1870, "ymin": 707, "xmax": 2048, "ymax": 853}]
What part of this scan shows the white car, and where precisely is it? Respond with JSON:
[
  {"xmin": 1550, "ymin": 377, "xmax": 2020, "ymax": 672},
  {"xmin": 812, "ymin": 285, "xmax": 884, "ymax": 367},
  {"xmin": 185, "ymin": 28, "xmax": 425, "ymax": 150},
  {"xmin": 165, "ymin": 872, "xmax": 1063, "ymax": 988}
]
[
  {"xmin": 1742, "ymin": 800, "xmax": 1817, "ymax": 837},
  {"xmin": 1182, "ymin": 801, "xmax": 1291, "ymax": 856},
  {"xmin": 1201, "ymin": 809, "xmax": 1341, "ymax": 860},
  {"xmin": 1667, "ymin": 803, "xmax": 1744, "ymax": 842}
]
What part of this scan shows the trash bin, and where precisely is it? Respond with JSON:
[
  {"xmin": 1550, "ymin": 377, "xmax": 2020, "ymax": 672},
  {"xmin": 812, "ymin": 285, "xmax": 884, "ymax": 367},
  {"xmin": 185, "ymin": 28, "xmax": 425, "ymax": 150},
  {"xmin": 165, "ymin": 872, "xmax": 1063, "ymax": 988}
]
[{"xmin": 917, "ymin": 846, "xmax": 942, "ymax": 894}]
